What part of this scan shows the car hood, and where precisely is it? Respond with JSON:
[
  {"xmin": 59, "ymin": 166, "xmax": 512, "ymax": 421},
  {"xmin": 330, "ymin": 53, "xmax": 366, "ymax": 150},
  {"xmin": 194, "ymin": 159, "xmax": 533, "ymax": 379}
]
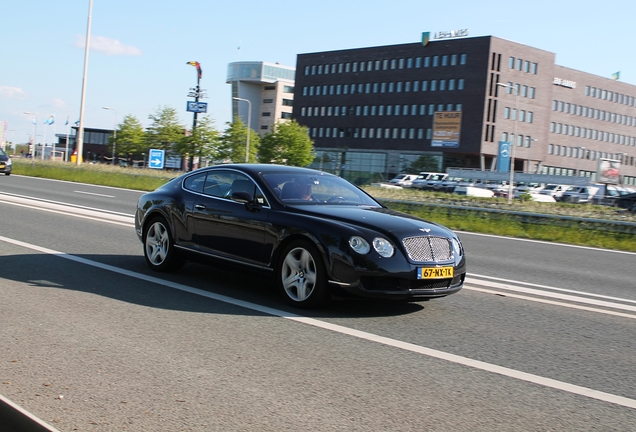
[{"xmin": 291, "ymin": 205, "xmax": 455, "ymax": 238}]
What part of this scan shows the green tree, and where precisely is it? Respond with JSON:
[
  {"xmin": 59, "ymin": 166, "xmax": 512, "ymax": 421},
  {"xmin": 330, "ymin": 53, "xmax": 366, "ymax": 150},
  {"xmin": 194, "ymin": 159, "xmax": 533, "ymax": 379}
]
[
  {"xmin": 176, "ymin": 115, "xmax": 221, "ymax": 167},
  {"xmin": 112, "ymin": 114, "xmax": 145, "ymax": 161},
  {"xmin": 258, "ymin": 120, "xmax": 314, "ymax": 167},
  {"xmin": 145, "ymin": 106, "xmax": 185, "ymax": 153},
  {"xmin": 409, "ymin": 155, "xmax": 443, "ymax": 173},
  {"xmin": 218, "ymin": 117, "xmax": 260, "ymax": 163}
]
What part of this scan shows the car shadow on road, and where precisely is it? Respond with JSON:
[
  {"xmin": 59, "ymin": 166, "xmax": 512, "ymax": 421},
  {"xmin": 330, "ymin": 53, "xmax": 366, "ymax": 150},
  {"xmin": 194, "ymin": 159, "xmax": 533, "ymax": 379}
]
[{"xmin": 0, "ymin": 253, "xmax": 428, "ymax": 319}]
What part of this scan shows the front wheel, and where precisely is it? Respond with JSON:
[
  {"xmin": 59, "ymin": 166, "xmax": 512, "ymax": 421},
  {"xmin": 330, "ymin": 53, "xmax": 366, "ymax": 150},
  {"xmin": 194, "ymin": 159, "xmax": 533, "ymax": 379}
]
[
  {"xmin": 277, "ymin": 240, "xmax": 330, "ymax": 309},
  {"xmin": 143, "ymin": 216, "xmax": 183, "ymax": 272}
]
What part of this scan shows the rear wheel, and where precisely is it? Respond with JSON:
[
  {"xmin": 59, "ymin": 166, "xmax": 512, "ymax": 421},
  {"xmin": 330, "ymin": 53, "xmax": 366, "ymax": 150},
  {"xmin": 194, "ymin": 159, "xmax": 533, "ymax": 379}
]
[
  {"xmin": 143, "ymin": 216, "xmax": 183, "ymax": 272},
  {"xmin": 277, "ymin": 240, "xmax": 330, "ymax": 309}
]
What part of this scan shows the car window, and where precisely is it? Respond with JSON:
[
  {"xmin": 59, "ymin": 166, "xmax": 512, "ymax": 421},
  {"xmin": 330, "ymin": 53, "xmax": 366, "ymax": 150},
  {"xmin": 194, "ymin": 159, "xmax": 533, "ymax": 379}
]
[
  {"xmin": 194, "ymin": 170, "xmax": 269, "ymax": 206},
  {"xmin": 263, "ymin": 173, "xmax": 379, "ymax": 206},
  {"xmin": 183, "ymin": 172, "xmax": 206, "ymax": 193}
]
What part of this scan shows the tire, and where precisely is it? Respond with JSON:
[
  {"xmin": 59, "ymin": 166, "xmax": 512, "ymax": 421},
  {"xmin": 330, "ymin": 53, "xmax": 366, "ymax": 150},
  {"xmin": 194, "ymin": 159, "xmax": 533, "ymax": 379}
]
[
  {"xmin": 277, "ymin": 240, "xmax": 331, "ymax": 309},
  {"xmin": 143, "ymin": 216, "xmax": 183, "ymax": 272}
]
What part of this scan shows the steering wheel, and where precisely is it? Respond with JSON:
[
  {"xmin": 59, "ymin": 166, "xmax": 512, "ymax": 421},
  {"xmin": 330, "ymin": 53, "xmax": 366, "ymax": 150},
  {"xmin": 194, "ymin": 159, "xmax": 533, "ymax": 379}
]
[{"xmin": 327, "ymin": 196, "xmax": 345, "ymax": 203}]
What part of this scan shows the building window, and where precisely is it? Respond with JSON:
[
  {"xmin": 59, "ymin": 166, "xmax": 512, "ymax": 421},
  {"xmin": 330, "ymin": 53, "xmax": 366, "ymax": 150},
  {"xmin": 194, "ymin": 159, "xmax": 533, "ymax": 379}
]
[
  {"xmin": 433, "ymin": 56, "xmax": 439, "ymax": 67},
  {"xmin": 449, "ymin": 79, "xmax": 455, "ymax": 90},
  {"xmin": 531, "ymin": 63, "xmax": 538, "ymax": 74},
  {"xmin": 282, "ymin": 99, "xmax": 293, "ymax": 106},
  {"xmin": 451, "ymin": 54, "xmax": 457, "ymax": 66},
  {"xmin": 509, "ymin": 57, "xmax": 514, "ymax": 68},
  {"xmin": 458, "ymin": 79, "xmax": 465, "ymax": 90},
  {"xmin": 442, "ymin": 55, "xmax": 448, "ymax": 66},
  {"xmin": 262, "ymin": 112, "xmax": 271, "ymax": 117},
  {"xmin": 431, "ymin": 80, "xmax": 437, "ymax": 91},
  {"xmin": 421, "ymin": 80, "xmax": 428, "ymax": 91},
  {"xmin": 263, "ymin": 98, "xmax": 273, "ymax": 103},
  {"xmin": 460, "ymin": 54, "xmax": 467, "ymax": 65},
  {"xmin": 424, "ymin": 56, "xmax": 430, "ymax": 67}
]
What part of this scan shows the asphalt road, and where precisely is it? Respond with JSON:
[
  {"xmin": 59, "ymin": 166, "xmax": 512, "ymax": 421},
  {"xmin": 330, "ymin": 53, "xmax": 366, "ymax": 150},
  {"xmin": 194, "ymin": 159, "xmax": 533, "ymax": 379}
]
[{"xmin": 1, "ymin": 175, "xmax": 636, "ymax": 431}]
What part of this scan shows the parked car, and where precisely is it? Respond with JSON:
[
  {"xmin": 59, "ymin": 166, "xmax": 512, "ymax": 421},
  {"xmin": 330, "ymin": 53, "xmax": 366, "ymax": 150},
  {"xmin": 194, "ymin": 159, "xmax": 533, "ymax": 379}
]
[
  {"xmin": 454, "ymin": 186, "xmax": 495, "ymax": 197},
  {"xmin": 389, "ymin": 173, "xmax": 419, "ymax": 187},
  {"xmin": 410, "ymin": 172, "xmax": 448, "ymax": 189},
  {"xmin": 514, "ymin": 182, "xmax": 545, "ymax": 197},
  {"xmin": 539, "ymin": 184, "xmax": 572, "ymax": 199},
  {"xmin": 0, "ymin": 148, "xmax": 12, "ymax": 175},
  {"xmin": 559, "ymin": 185, "xmax": 600, "ymax": 203},
  {"xmin": 135, "ymin": 164, "xmax": 466, "ymax": 308}
]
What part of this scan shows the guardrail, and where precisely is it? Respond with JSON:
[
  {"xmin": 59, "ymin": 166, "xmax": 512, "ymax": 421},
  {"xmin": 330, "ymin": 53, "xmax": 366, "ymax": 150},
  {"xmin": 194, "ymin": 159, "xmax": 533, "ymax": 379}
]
[{"xmin": 377, "ymin": 198, "xmax": 636, "ymax": 235}]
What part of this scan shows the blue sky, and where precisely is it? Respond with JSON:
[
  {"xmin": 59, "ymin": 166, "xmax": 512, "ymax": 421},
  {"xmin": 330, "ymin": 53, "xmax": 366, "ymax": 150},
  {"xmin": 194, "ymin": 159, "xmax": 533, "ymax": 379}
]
[{"xmin": 2, "ymin": 0, "xmax": 635, "ymax": 147}]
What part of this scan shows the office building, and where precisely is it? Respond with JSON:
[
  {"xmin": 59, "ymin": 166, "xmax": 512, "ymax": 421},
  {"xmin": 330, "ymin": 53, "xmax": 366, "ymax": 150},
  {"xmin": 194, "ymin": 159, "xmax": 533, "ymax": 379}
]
[
  {"xmin": 293, "ymin": 35, "xmax": 636, "ymax": 186},
  {"xmin": 226, "ymin": 61, "xmax": 295, "ymax": 135}
]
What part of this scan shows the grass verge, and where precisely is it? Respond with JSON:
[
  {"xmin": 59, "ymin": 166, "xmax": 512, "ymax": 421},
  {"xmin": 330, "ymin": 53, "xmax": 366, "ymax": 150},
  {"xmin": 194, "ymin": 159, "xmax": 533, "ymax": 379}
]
[{"xmin": 10, "ymin": 159, "xmax": 636, "ymax": 252}]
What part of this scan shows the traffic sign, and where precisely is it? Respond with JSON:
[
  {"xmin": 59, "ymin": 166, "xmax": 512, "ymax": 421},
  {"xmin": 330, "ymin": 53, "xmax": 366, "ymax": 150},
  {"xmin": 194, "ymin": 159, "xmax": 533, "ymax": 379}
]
[
  {"xmin": 148, "ymin": 149, "xmax": 165, "ymax": 169},
  {"xmin": 186, "ymin": 101, "xmax": 208, "ymax": 113}
]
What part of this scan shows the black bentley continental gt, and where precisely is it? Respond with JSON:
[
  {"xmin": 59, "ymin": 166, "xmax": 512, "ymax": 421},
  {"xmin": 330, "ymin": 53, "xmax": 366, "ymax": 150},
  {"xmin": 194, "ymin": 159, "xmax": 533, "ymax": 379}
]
[{"xmin": 135, "ymin": 164, "xmax": 466, "ymax": 308}]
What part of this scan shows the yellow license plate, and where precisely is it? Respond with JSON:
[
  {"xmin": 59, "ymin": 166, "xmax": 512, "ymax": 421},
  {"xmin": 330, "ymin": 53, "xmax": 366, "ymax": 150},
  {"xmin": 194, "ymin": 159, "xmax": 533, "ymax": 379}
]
[
  {"xmin": 418, "ymin": 267, "xmax": 454, "ymax": 279},
  {"xmin": 0, "ymin": 164, "xmax": 4, "ymax": 169}
]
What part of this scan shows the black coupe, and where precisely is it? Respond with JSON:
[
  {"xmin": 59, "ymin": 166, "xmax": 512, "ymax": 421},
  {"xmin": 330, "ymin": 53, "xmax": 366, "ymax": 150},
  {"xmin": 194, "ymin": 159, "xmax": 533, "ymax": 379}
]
[{"xmin": 135, "ymin": 164, "xmax": 466, "ymax": 308}]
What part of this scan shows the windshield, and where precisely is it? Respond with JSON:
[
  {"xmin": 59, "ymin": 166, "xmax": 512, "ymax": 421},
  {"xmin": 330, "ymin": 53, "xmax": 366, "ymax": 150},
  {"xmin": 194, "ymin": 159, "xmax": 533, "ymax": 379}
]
[{"xmin": 263, "ymin": 173, "xmax": 380, "ymax": 206}]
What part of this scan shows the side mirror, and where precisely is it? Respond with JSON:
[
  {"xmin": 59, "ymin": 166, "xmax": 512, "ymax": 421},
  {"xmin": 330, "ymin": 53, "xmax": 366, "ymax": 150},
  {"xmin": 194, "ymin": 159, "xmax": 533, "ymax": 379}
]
[{"xmin": 231, "ymin": 191, "xmax": 260, "ymax": 211}]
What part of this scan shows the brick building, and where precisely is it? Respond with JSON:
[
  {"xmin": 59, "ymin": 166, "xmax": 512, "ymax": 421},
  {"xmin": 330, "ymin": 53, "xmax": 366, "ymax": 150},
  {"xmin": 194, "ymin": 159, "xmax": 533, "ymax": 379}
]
[{"xmin": 292, "ymin": 35, "xmax": 636, "ymax": 186}]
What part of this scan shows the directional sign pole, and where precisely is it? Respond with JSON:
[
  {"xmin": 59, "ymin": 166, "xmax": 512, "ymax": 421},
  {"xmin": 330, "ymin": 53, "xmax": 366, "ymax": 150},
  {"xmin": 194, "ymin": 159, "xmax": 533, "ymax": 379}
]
[{"xmin": 186, "ymin": 61, "xmax": 202, "ymax": 172}]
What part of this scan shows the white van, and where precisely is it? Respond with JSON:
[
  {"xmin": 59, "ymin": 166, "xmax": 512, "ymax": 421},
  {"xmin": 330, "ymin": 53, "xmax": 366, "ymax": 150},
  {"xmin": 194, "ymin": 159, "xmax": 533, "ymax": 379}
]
[
  {"xmin": 389, "ymin": 173, "xmax": 419, "ymax": 187},
  {"xmin": 539, "ymin": 184, "xmax": 572, "ymax": 199}
]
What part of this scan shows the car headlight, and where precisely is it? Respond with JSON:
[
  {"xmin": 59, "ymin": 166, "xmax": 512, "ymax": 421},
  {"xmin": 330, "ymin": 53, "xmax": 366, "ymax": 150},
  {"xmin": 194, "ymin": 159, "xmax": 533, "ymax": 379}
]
[
  {"xmin": 373, "ymin": 237, "xmax": 394, "ymax": 258},
  {"xmin": 452, "ymin": 237, "xmax": 464, "ymax": 257},
  {"xmin": 5, "ymin": 159, "xmax": 11, "ymax": 166},
  {"xmin": 349, "ymin": 236, "xmax": 370, "ymax": 254}
]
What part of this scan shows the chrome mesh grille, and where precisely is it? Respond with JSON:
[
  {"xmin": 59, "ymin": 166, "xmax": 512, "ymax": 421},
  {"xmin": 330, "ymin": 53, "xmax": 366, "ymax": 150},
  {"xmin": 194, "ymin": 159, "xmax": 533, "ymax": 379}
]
[{"xmin": 402, "ymin": 236, "xmax": 452, "ymax": 263}]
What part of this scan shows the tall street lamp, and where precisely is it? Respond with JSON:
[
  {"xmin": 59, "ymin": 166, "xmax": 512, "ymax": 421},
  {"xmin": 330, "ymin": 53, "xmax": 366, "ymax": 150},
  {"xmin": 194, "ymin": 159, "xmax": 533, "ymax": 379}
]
[
  {"xmin": 23, "ymin": 112, "xmax": 37, "ymax": 159},
  {"xmin": 233, "ymin": 97, "xmax": 252, "ymax": 163},
  {"xmin": 102, "ymin": 106, "xmax": 117, "ymax": 165},
  {"xmin": 497, "ymin": 82, "xmax": 520, "ymax": 204}
]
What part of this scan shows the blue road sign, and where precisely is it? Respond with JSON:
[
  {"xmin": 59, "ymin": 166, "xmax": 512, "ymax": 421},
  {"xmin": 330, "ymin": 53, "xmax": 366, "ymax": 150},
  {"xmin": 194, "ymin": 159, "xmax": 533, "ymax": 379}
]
[
  {"xmin": 148, "ymin": 149, "xmax": 165, "ymax": 169},
  {"xmin": 186, "ymin": 101, "xmax": 208, "ymax": 113}
]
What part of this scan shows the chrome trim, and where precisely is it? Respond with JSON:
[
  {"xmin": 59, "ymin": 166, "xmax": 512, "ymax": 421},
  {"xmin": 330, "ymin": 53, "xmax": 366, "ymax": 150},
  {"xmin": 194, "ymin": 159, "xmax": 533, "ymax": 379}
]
[{"xmin": 174, "ymin": 245, "xmax": 274, "ymax": 272}]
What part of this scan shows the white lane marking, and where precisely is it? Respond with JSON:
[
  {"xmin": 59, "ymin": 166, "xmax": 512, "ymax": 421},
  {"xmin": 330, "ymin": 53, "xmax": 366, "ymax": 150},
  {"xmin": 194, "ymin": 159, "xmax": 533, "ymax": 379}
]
[
  {"xmin": 458, "ymin": 231, "xmax": 636, "ymax": 256},
  {"xmin": 470, "ymin": 273, "xmax": 636, "ymax": 305},
  {"xmin": 0, "ymin": 393, "xmax": 60, "ymax": 432},
  {"xmin": 1, "ymin": 234, "xmax": 636, "ymax": 410},
  {"xmin": 465, "ymin": 277, "xmax": 636, "ymax": 314},
  {"xmin": 466, "ymin": 286, "xmax": 636, "ymax": 320},
  {"xmin": 74, "ymin": 190, "xmax": 116, "ymax": 198},
  {"xmin": 0, "ymin": 194, "xmax": 134, "ymax": 227}
]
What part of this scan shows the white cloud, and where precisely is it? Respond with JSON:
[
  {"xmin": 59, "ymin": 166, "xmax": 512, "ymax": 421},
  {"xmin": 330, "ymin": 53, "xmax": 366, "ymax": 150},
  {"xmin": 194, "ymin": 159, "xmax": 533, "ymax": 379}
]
[
  {"xmin": 74, "ymin": 35, "xmax": 142, "ymax": 56},
  {"xmin": 51, "ymin": 98, "xmax": 67, "ymax": 108},
  {"xmin": 0, "ymin": 86, "xmax": 27, "ymax": 99}
]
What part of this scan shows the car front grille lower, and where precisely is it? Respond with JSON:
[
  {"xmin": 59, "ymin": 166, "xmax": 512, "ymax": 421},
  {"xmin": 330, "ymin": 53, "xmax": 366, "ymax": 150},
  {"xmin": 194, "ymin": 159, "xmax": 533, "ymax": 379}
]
[
  {"xmin": 360, "ymin": 274, "xmax": 465, "ymax": 292},
  {"xmin": 402, "ymin": 236, "xmax": 453, "ymax": 262}
]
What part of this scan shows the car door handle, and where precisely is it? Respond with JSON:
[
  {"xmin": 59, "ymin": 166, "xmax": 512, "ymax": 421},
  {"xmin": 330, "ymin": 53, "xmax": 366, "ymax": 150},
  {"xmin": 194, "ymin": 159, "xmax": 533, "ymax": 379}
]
[{"xmin": 195, "ymin": 204, "xmax": 206, "ymax": 210}]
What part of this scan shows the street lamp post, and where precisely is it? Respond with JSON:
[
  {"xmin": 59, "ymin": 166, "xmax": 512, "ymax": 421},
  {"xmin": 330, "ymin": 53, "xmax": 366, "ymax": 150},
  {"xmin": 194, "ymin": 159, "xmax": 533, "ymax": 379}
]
[
  {"xmin": 23, "ymin": 112, "xmax": 37, "ymax": 159},
  {"xmin": 497, "ymin": 83, "xmax": 520, "ymax": 204},
  {"xmin": 102, "ymin": 106, "xmax": 117, "ymax": 165},
  {"xmin": 233, "ymin": 97, "xmax": 251, "ymax": 163}
]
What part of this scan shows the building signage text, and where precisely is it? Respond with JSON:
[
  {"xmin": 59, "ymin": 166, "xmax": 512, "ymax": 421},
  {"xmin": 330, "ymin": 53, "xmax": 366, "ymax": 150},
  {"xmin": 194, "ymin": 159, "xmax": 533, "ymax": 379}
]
[
  {"xmin": 553, "ymin": 77, "xmax": 576, "ymax": 89},
  {"xmin": 434, "ymin": 29, "xmax": 469, "ymax": 40}
]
